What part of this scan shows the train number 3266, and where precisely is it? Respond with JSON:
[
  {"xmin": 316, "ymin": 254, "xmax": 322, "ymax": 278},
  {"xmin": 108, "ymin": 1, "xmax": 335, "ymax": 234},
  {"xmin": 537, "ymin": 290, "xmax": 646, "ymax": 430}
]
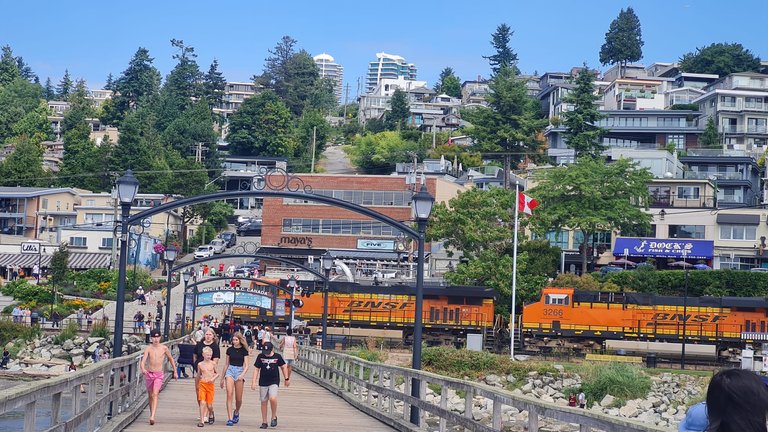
[{"xmin": 543, "ymin": 308, "xmax": 564, "ymax": 317}]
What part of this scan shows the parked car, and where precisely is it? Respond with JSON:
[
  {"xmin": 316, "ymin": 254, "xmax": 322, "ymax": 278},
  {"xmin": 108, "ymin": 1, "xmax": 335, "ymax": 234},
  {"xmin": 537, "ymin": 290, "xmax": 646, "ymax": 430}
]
[
  {"xmin": 220, "ymin": 232, "xmax": 237, "ymax": 248},
  {"xmin": 234, "ymin": 262, "xmax": 260, "ymax": 277},
  {"xmin": 237, "ymin": 215, "xmax": 256, "ymax": 225},
  {"xmin": 194, "ymin": 245, "xmax": 215, "ymax": 259},
  {"xmin": 209, "ymin": 239, "xmax": 226, "ymax": 254},
  {"xmin": 237, "ymin": 220, "xmax": 262, "ymax": 236},
  {"xmin": 599, "ymin": 265, "xmax": 624, "ymax": 275}
]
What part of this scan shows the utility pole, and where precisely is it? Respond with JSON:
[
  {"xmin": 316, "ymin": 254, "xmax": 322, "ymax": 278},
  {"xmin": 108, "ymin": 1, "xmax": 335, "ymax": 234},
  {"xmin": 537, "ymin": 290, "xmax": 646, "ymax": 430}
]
[
  {"xmin": 195, "ymin": 142, "xmax": 203, "ymax": 163},
  {"xmin": 343, "ymin": 83, "xmax": 350, "ymax": 119},
  {"xmin": 432, "ymin": 118, "xmax": 437, "ymax": 149},
  {"xmin": 310, "ymin": 127, "xmax": 317, "ymax": 173},
  {"xmin": 110, "ymin": 188, "xmax": 119, "ymax": 269}
]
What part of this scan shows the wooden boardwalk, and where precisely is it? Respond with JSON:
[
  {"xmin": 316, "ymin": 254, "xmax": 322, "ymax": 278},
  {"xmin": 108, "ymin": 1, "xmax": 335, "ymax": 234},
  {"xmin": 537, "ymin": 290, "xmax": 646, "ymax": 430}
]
[{"xmin": 123, "ymin": 362, "xmax": 395, "ymax": 432}]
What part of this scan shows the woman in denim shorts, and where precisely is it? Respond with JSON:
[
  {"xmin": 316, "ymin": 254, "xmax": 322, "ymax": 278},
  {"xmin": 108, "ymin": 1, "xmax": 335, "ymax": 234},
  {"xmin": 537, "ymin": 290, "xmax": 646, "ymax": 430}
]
[{"xmin": 221, "ymin": 332, "xmax": 249, "ymax": 426}]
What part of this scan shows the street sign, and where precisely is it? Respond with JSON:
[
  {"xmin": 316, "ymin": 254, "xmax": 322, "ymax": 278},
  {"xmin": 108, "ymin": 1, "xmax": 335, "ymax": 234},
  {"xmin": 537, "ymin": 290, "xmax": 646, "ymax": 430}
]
[{"xmin": 21, "ymin": 242, "xmax": 41, "ymax": 254}]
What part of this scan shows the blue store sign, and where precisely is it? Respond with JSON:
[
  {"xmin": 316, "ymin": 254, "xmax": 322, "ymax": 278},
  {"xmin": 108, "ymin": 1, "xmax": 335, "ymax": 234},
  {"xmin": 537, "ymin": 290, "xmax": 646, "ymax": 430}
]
[{"xmin": 613, "ymin": 237, "xmax": 714, "ymax": 260}]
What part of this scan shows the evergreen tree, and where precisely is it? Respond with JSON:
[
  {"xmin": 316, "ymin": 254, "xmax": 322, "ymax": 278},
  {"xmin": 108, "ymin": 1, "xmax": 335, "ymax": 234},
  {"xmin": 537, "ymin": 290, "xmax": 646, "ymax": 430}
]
[
  {"xmin": 279, "ymin": 51, "xmax": 319, "ymax": 116},
  {"xmin": 699, "ymin": 117, "xmax": 721, "ymax": 148},
  {"xmin": 255, "ymin": 35, "xmax": 297, "ymax": 89},
  {"xmin": 0, "ymin": 45, "xmax": 21, "ymax": 86},
  {"xmin": 50, "ymin": 244, "xmax": 69, "ymax": 288},
  {"xmin": 295, "ymin": 109, "xmax": 331, "ymax": 171},
  {"xmin": 108, "ymin": 48, "xmax": 162, "ymax": 125},
  {"xmin": 15, "ymin": 57, "xmax": 36, "ymax": 82},
  {"xmin": 203, "ymin": 59, "xmax": 227, "ymax": 110},
  {"xmin": 161, "ymin": 99, "xmax": 218, "ymax": 157},
  {"xmin": 385, "ymin": 89, "xmax": 410, "ymax": 130},
  {"xmin": 561, "ymin": 66, "xmax": 607, "ymax": 159},
  {"xmin": 104, "ymin": 73, "xmax": 115, "ymax": 91},
  {"xmin": 109, "ymin": 108, "xmax": 171, "ymax": 192},
  {"xmin": 307, "ymin": 77, "xmax": 337, "ymax": 113},
  {"xmin": 463, "ymin": 66, "xmax": 547, "ymax": 166},
  {"xmin": 11, "ymin": 101, "xmax": 52, "ymax": 144},
  {"xmin": 56, "ymin": 70, "xmax": 73, "ymax": 100},
  {"xmin": 154, "ymin": 39, "xmax": 203, "ymax": 131},
  {"xmin": 227, "ymin": 90, "xmax": 296, "ymax": 157},
  {"xmin": 43, "ymin": 77, "xmax": 55, "ymax": 100},
  {"xmin": 435, "ymin": 67, "xmax": 461, "ymax": 98},
  {"xmin": 0, "ymin": 77, "xmax": 44, "ymax": 143},
  {"xmin": 599, "ymin": 7, "xmax": 644, "ymax": 77},
  {"xmin": 483, "ymin": 24, "xmax": 520, "ymax": 75}
]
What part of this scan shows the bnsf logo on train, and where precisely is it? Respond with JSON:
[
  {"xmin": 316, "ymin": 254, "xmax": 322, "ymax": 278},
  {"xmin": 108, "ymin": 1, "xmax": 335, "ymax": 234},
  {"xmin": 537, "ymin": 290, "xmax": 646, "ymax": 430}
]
[
  {"xmin": 344, "ymin": 300, "xmax": 411, "ymax": 312},
  {"xmin": 650, "ymin": 312, "xmax": 727, "ymax": 323}
]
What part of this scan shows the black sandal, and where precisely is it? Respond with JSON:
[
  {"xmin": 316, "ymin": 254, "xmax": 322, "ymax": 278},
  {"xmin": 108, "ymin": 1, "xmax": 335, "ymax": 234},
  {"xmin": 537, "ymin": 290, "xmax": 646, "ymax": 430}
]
[
  {"xmin": 260, "ymin": 423, "xmax": 268, "ymax": 429},
  {"xmin": 208, "ymin": 412, "xmax": 214, "ymax": 424},
  {"xmin": 197, "ymin": 422, "xmax": 204, "ymax": 428}
]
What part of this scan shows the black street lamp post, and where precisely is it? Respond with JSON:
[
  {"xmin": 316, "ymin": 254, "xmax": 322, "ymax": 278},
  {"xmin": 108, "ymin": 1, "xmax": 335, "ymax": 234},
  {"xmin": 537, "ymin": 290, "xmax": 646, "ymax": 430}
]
[
  {"xmin": 409, "ymin": 183, "xmax": 434, "ymax": 426},
  {"xmin": 321, "ymin": 251, "xmax": 333, "ymax": 350},
  {"xmin": 163, "ymin": 245, "xmax": 178, "ymax": 341},
  {"xmin": 181, "ymin": 269, "xmax": 192, "ymax": 336},
  {"xmin": 113, "ymin": 170, "xmax": 139, "ymax": 357}
]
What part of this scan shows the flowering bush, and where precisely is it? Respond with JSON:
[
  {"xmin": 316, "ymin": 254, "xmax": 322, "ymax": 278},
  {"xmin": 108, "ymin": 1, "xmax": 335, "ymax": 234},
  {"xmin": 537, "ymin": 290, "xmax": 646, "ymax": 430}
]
[{"xmin": 153, "ymin": 243, "xmax": 166, "ymax": 255}]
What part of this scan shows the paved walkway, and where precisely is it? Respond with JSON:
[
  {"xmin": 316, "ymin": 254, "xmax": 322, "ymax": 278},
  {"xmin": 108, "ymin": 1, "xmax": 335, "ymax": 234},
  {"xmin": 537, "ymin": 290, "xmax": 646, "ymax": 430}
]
[{"xmin": 124, "ymin": 362, "xmax": 394, "ymax": 432}]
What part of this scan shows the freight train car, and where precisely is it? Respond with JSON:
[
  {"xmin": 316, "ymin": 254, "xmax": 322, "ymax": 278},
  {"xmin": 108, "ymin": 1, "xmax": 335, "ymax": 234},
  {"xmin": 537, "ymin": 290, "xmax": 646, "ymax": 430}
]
[
  {"xmin": 232, "ymin": 282, "xmax": 497, "ymax": 346},
  {"xmin": 522, "ymin": 287, "xmax": 768, "ymax": 359}
]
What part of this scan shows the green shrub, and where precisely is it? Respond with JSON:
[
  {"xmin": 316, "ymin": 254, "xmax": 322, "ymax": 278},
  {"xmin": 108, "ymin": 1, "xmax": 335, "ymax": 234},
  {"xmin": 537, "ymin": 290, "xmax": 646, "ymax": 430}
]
[
  {"xmin": 0, "ymin": 319, "xmax": 41, "ymax": 345},
  {"xmin": 577, "ymin": 362, "xmax": 651, "ymax": 405},
  {"xmin": 347, "ymin": 346, "xmax": 387, "ymax": 363},
  {"xmin": 1, "ymin": 279, "xmax": 53, "ymax": 303},
  {"xmin": 90, "ymin": 321, "xmax": 110, "ymax": 339},
  {"xmin": 53, "ymin": 321, "xmax": 80, "ymax": 345},
  {"xmin": 421, "ymin": 346, "xmax": 557, "ymax": 380}
]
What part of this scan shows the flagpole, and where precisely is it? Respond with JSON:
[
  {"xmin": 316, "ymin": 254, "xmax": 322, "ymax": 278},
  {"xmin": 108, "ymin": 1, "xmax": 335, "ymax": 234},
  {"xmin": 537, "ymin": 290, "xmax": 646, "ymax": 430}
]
[{"xmin": 510, "ymin": 181, "xmax": 520, "ymax": 360}]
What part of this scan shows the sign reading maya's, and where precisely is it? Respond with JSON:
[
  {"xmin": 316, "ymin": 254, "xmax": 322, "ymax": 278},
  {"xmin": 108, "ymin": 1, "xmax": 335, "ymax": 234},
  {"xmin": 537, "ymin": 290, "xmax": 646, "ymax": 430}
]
[{"xmin": 197, "ymin": 290, "xmax": 273, "ymax": 309}]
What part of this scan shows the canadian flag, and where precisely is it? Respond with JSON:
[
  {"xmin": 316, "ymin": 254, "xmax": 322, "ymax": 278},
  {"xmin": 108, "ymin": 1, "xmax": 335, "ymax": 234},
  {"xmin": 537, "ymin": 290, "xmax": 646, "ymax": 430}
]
[{"xmin": 518, "ymin": 191, "xmax": 539, "ymax": 215}]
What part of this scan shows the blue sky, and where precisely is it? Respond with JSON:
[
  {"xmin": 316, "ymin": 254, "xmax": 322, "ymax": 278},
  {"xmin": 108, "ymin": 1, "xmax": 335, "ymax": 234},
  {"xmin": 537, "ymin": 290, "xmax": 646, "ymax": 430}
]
[{"xmin": 2, "ymin": 0, "xmax": 766, "ymax": 98}]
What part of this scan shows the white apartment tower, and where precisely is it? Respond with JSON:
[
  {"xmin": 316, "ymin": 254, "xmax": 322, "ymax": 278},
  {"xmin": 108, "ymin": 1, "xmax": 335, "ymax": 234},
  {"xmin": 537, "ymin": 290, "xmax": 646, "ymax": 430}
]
[
  {"xmin": 313, "ymin": 53, "xmax": 344, "ymax": 105},
  {"xmin": 366, "ymin": 52, "xmax": 417, "ymax": 93}
]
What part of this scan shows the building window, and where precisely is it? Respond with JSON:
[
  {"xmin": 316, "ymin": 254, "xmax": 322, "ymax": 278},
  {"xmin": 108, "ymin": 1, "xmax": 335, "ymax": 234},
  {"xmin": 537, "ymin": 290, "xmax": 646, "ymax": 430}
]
[
  {"xmin": 41, "ymin": 199, "xmax": 48, "ymax": 210},
  {"xmin": 719, "ymin": 224, "xmax": 757, "ymax": 241},
  {"xmin": 101, "ymin": 238, "xmax": 113, "ymax": 248},
  {"xmin": 69, "ymin": 237, "xmax": 87, "ymax": 247},
  {"xmin": 719, "ymin": 255, "xmax": 756, "ymax": 270},
  {"xmin": 720, "ymin": 96, "xmax": 737, "ymax": 107},
  {"xmin": 282, "ymin": 218, "xmax": 403, "ymax": 237},
  {"xmin": 677, "ymin": 186, "xmax": 700, "ymax": 199},
  {"xmin": 668, "ymin": 225, "xmax": 705, "ymax": 239},
  {"xmin": 86, "ymin": 199, "xmax": 96, "ymax": 206},
  {"xmin": 573, "ymin": 231, "xmax": 612, "ymax": 251},
  {"xmin": 533, "ymin": 230, "xmax": 569, "ymax": 249},
  {"xmin": 667, "ymin": 134, "xmax": 685, "ymax": 149}
]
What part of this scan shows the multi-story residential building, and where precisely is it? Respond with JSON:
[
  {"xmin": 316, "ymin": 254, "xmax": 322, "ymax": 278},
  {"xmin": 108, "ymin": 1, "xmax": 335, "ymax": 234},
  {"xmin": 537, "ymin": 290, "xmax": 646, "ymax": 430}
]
[
  {"xmin": 366, "ymin": 52, "xmax": 417, "ymax": 93},
  {"xmin": 0, "ymin": 187, "xmax": 80, "ymax": 240},
  {"xmin": 461, "ymin": 79, "xmax": 491, "ymax": 106},
  {"xmin": 86, "ymin": 89, "xmax": 113, "ymax": 108},
  {"xmin": 693, "ymin": 72, "xmax": 768, "ymax": 154},
  {"xmin": 219, "ymin": 156, "xmax": 288, "ymax": 218},
  {"xmin": 679, "ymin": 151, "xmax": 762, "ymax": 208},
  {"xmin": 545, "ymin": 110, "xmax": 703, "ymax": 164},
  {"xmin": 213, "ymin": 82, "xmax": 259, "ymax": 117},
  {"xmin": 313, "ymin": 53, "xmax": 344, "ymax": 105},
  {"xmin": 603, "ymin": 77, "xmax": 667, "ymax": 111}
]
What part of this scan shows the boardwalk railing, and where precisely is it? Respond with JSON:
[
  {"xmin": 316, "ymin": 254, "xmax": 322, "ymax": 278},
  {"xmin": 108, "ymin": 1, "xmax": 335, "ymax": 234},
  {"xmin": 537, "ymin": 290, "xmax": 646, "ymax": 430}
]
[
  {"xmin": 0, "ymin": 339, "xmax": 182, "ymax": 432},
  {"xmin": 295, "ymin": 347, "xmax": 675, "ymax": 432}
]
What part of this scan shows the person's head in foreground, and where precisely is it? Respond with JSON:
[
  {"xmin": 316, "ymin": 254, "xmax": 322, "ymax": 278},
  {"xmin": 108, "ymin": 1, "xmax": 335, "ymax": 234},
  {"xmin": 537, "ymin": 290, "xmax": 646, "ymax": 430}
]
[{"xmin": 706, "ymin": 368, "xmax": 768, "ymax": 432}]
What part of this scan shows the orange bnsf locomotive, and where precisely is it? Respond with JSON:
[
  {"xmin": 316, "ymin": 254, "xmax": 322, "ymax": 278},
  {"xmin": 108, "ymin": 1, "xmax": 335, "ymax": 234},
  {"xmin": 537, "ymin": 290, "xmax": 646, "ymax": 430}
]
[
  {"xmin": 523, "ymin": 287, "xmax": 766, "ymax": 359},
  {"xmin": 232, "ymin": 282, "xmax": 497, "ymax": 345}
]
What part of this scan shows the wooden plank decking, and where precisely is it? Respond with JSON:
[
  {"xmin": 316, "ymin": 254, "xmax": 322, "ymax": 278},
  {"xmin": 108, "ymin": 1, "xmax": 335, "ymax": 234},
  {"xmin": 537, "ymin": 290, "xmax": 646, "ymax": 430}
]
[{"xmin": 123, "ymin": 362, "xmax": 395, "ymax": 432}]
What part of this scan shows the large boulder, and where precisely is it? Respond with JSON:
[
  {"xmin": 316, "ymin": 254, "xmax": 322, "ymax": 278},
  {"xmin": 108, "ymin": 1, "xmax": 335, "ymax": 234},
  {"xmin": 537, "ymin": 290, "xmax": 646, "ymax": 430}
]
[
  {"xmin": 62, "ymin": 340, "xmax": 74, "ymax": 350},
  {"xmin": 600, "ymin": 394, "xmax": 616, "ymax": 407}
]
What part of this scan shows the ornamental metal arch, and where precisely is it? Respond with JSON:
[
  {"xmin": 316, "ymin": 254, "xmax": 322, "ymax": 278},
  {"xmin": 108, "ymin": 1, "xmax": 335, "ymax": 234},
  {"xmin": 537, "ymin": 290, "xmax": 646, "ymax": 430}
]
[
  {"xmin": 170, "ymin": 253, "xmax": 327, "ymax": 281},
  {"xmin": 123, "ymin": 190, "xmax": 419, "ymax": 239},
  {"xmin": 185, "ymin": 276, "xmax": 290, "ymax": 295}
]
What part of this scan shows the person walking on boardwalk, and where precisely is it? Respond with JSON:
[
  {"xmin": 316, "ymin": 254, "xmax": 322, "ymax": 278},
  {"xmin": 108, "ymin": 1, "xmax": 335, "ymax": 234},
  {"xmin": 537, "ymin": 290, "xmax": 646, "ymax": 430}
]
[
  {"xmin": 221, "ymin": 332, "xmax": 249, "ymax": 426},
  {"xmin": 194, "ymin": 328, "xmax": 220, "ymax": 424},
  {"xmin": 278, "ymin": 328, "xmax": 298, "ymax": 379},
  {"xmin": 140, "ymin": 329, "xmax": 178, "ymax": 425},
  {"xmin": 197, "ymin": 346, "xmax": 219, "ymax": 427},
  {"xmin": 251, "ymin": 342, "xmax": 289, "ymax": 429}
]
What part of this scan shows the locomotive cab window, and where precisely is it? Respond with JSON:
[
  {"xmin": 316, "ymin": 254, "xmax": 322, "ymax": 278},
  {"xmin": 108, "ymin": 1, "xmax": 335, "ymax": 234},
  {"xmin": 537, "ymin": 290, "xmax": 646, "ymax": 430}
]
[{"xmin": 545, "ymin": 294, "xmax": 569, "ymax": 305}]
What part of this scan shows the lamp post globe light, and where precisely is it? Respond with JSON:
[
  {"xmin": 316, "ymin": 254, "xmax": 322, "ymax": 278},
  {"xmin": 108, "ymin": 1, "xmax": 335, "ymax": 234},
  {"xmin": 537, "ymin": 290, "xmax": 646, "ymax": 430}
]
[
  {"xmin": 113, "ymin": 170, "xmax": 139, "ymax": 358},
  {"xmin": 163, "ymin": 245, "xmax": 178, "ymax": 341},
  {"xmin": 181, "ymin": 268, "xmax": 192, "ymax": 336},
  {"xmin": 409, "ymin": 183, "xmax": 434, "ymax": 425},
  {"xmin": 321, "ymin": 251, "xmax": 333, "ymax": 350}
]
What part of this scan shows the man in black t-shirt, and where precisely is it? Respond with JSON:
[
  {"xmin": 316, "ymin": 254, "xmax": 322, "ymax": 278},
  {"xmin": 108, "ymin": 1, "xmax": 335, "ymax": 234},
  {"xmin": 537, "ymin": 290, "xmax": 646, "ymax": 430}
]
[{"xmin": 251, "ymin": 342, "xmax": 288, "ymax": 429}]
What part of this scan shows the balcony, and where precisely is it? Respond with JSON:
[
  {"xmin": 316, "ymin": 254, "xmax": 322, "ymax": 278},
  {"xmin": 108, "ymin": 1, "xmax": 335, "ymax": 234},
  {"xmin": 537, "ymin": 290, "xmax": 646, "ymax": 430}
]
[
  {"xmin": 649, "ymin": 193, "xmax": 715, "ymax": 209},
  {"xmin": 720, "ymin": 125, "xmax": 768, "ymax": 134},
  {"xmin": 683, "ymin": 171, "xmax": 746, "ymax": 181}
]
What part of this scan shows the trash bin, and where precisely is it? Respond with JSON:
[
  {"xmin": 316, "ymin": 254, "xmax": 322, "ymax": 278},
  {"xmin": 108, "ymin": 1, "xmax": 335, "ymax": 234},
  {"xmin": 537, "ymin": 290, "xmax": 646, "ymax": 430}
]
[
  {"xmin": 646, "ymin": 353, "xmax": 657, "ymax": 368},
  {"xmin": 30, "ymin": 311, "xmax": 39, "ymax": 325}
]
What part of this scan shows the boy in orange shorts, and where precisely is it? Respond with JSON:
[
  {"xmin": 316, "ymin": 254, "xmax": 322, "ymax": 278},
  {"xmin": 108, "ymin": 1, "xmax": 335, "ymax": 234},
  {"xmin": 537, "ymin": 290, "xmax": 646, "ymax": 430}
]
[{"xmin": 197, "ymin": 346, "xmax": 219, "ymax": 427}]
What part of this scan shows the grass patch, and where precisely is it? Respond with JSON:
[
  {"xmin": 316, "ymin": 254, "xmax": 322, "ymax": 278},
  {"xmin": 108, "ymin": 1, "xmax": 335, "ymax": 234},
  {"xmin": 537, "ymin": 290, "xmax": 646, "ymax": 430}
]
[
  {"xmin": 422, "ymin": 346, "xmax": 557, "ymax": 380},
  {"xmin": 576, "ymin": 362, "xmax": 651, "ymax": 406},
  {"xmin": 0, "ymin": 319, "xmax": 41, "ymax": 346},
  {"xmin": 347, "ymin": 346, "xmax": 387, "ymax": 363},
  {"xmin": 89, "ymin": 321, "xmax": 110, "ymax": 339},
  {"xmin": 53, "ymin": 321, "xmax": 80, "ymax": 345}
]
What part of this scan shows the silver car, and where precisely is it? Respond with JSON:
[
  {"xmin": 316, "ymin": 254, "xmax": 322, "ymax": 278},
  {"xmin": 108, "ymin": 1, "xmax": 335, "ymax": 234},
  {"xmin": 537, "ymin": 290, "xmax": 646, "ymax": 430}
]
[{"xmin": 209, "ymin": 239, "xmax": 226, "ymax": 254}]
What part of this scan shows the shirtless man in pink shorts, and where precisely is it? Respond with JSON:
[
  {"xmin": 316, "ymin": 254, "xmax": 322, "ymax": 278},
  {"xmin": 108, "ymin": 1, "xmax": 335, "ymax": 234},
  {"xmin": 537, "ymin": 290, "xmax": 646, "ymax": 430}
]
[{"xmin": 140, "ymin": 329, "xmax": 178, "ymax": 425}]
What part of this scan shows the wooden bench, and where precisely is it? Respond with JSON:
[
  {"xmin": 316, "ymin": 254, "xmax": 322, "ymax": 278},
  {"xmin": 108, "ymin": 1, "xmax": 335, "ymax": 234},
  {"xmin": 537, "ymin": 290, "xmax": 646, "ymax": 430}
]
[{"xmin": 585, "ymin": 353, "xmax": 643, "ymax": 364}]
